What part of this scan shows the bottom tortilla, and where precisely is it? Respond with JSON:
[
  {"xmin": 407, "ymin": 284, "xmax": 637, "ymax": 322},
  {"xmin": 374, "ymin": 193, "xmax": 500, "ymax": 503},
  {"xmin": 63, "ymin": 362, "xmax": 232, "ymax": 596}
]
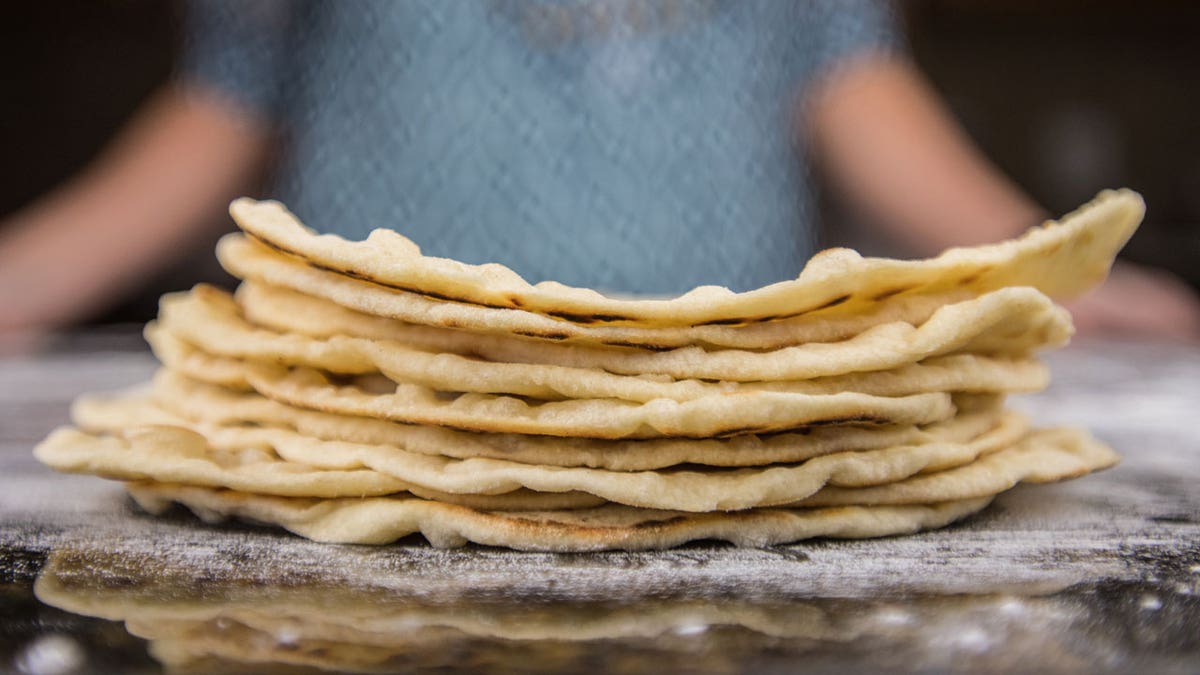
[{"xmin": 126, "ymin": 481, "xmax": 994, "ymax": 552}]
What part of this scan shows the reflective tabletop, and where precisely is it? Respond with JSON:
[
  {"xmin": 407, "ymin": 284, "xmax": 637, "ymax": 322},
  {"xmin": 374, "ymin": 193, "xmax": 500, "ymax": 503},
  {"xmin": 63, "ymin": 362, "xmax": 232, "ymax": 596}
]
[{"xmin": 2, "ymin": 335, "xmax": 1198, "ymax": 674}]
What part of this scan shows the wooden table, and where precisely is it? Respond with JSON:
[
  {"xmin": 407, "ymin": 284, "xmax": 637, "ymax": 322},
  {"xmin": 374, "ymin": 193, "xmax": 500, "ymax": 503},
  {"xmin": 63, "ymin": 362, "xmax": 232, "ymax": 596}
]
[{"xmin": 1, "ymin": 334, "xmax": 1198, "ymax": 673}]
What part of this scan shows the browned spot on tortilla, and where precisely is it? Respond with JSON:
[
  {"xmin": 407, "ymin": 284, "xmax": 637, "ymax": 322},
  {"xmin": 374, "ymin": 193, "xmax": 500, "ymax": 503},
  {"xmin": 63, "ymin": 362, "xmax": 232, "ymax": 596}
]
[
  {"xmin": 507, "ymin": 295, "xmax": 525, "ymax": 308},
  {"xmin": 694, "ymin": 294, "xmax": 854, "ymax": 327},
  {"xmin": 599, "ymin": 340, "xmax": 674, "ymax": 352},
  {"xmin": 694, "ymin": 317, "xmax": 749, "ymax": 327},
  {"xmin": 757, "ymin": 311, "xmax": 807, "ymax": 322},
  {"xmin": 714, "ymin": 426, "xmax": 776, "ymax": 438},
  {"xmin": 753, "ymin": 422, "xmax": 875, "ymax": 438},
  {"xmin": 513, "ymin": 330, "xmax": 569, "ymax": 341},
  {"xmin": 247, "ymin": 233, "xmax": 303, "ymax": 258},
  {"xmin": 762, "ymin": 314, "xmax": 801, "ymax": 324},
  {"xmin": 545, "ymin": 310, "xmax": 594, "ymax": 323},
  {"xmin": 498, "ymin": 513, "xmax": 692, "ymax": 534},
  {"xmin": 632, "ymin": 516, "xmax": 689, "ymax": 529},
  {"xmin": 872, "ymin": 285, "xmax": 916, "ymax": 302},
  {"xmin": 714, "ymin": 427, "xmax": 754, "ymax": 436},
  {"xmin": 324, "ymin": 373, "xmax": 358, "ymax": 386},
  {"xmin": 805, "ymin": 415, "xmax": 890, "ymax": 427},
  {"xmin": 1044, "ymin": 240, "xmax": 1064, "ymax": 254},
  {"xmin": 339, "ymin": 268, "xmax": 373, "ymax": 281},
  {"xmin": 415, "ymin": 287, "xmax": 508, "ymax": 308},
  {"xmin": 958, "ymin": 266, "xmax": 992, "ymax": 286},
  {"xmin": 546, "ymin": 310, "xmax": 634, "ymax": 324},
  {"xmin": 814, "ymin": 294, "xmax": 852, "ymax": 311},
  {"xmin": 434, "ymin": 422, "xmax": 504, "ymax": 434}
]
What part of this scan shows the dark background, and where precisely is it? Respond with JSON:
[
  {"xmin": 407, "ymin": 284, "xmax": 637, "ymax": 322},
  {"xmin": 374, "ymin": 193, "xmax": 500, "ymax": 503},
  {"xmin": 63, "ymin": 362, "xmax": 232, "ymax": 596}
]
[{"xmin": 3, "ymin": 0, "xmax": 1198, "ymax": 326}]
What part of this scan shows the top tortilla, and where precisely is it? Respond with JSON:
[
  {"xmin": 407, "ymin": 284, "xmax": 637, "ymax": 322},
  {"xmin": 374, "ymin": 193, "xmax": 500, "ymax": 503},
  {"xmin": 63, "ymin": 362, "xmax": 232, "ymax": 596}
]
[{"xmin": 230, "ymin": 188, "xmax": 1141, "ymax": 328}]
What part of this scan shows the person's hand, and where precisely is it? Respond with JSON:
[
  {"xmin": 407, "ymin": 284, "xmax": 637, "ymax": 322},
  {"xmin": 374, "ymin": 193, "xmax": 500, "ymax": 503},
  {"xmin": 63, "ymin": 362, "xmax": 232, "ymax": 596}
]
[{"xmin": 1066, "ymin": 261, "xmax": 1200, "ymax": 342}]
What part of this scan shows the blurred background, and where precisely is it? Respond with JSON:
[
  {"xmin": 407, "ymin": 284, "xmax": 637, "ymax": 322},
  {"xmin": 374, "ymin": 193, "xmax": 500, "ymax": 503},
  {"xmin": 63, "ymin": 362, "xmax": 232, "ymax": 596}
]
[{"xmin": 3, "ymin": 0, "xmax": 1198, "ymax": 326}]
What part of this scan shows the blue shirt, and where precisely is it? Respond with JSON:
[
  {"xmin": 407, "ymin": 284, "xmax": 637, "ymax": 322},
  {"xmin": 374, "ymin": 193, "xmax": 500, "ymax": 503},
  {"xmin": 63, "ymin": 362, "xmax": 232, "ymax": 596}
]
[{"xmin": 184, "ymin": 0, "xmax": 898, "ymax": 294}]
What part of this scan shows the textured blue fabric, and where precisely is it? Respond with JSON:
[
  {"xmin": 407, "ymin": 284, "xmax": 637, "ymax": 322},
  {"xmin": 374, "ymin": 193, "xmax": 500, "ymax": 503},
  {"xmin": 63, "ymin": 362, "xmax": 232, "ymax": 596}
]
[{"xmin": 182, "ymin": 0, "xmax": 899, "ymax": 294}]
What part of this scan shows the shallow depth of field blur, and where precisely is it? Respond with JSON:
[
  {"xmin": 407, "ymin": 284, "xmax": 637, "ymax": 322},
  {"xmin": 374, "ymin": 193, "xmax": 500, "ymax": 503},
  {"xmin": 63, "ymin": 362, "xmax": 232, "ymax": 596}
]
[{"xmin": 2, "ymin": 0, "xmax": 1197, "ymax": 326}]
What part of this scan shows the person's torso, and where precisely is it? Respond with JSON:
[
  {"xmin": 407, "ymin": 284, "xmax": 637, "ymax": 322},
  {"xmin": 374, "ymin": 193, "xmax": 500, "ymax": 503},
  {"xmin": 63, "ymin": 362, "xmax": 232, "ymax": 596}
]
[{"xmin": 277, "ymin": 1, "xmax": 825, "ymax": 294}]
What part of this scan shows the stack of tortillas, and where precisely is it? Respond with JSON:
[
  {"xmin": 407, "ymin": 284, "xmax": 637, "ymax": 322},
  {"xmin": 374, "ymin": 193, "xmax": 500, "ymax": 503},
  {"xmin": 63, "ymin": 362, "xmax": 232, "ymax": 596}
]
[{"xmin": 35, "ymin": 189, "xmax": 1141, "ymax": 551}]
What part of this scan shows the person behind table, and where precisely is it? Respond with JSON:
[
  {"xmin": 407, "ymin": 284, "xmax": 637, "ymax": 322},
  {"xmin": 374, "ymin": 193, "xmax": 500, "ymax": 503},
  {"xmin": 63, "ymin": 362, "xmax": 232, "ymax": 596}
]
[{"xmin": 1, "ymin": 0, "xmax": 1197, "ymax": 341}]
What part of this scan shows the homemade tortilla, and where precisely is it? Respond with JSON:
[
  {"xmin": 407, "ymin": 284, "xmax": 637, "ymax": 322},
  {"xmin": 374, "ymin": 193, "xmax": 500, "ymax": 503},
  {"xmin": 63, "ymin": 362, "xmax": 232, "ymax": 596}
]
[
  {"xmin": 76, "ymin": 375, "xmax": 1007, "ymax": 471},
  {"xmin": 161, "ymin": 283, "xmax": 1058, "ymax": 392},
  {"xmin": 35, "ymin": 412, "xmax": 1028, "ymax": 511},
  {"xmin": 127, "ymin": 481, "xmax": 996, "ymax": 550},
  {"xmin": 229, "ymin": 189, "xmax": 1140, "ymax": 327}
]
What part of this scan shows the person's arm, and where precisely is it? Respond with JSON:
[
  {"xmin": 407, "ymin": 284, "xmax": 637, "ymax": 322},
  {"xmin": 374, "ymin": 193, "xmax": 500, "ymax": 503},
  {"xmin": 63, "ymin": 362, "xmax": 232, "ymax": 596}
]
[
  {"xmin": 804, "ymin": 53, "xmax": 1200, "ymax": 341},
  {"xmin": 0, "ymin": 84, "xmax": 271, "ymax": 341},
  {"xmin": 806, "ymin": 54, "xmax": 1042, "ymax": 252}
]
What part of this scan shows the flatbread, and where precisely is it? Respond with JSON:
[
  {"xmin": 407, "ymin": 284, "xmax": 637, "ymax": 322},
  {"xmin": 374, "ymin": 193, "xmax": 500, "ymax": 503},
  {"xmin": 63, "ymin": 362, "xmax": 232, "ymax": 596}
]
[
  {"xmin": 118, "ymin": 428, "xmax": 1115, "ymax": 550},
  {"xmin": 78, "ymin": 374, "xmax": 1006, "ymax": 471},
  {"xmin": 146, "ymin": 333, "xmax": 959, "ymax": 439},
  {"xmin": 230, "ymin": 188, "xmax": 1140, "ymax": 327},
  {"xmin": 33, "ymin": 427, "xmax": 604, "ymax": 511},
  {"xmin": 219, "ymin": 235, "xmax": 977, "ymax": 350},
  {"xmin": 161, "ymin": 285, "xmax": 1051, "ymax": 398},
  {"xmin": 127, "ymin": 481, "xmax": 996, "ymax": 550},
  {"xmin": 237, "ymin": 280, "xmax": 1061, "ymax": 381},
  {"xmin": 243, "ymin": 366, "xmax": 956, "ymax": 439},
  {"xmin": 28, "ymin": 188, "xmax": 1135, "ymax": 553},
  {"xmin": 145, "ymin": 325, "xmax": 251, "ymax": 391},
  {"xmin": 34, "ymin": 411, "xmax": 1027, "ymax": 511},
  {"xmin": 791, "ymin": 427, "xmax": 1118, "ymax": 506}
]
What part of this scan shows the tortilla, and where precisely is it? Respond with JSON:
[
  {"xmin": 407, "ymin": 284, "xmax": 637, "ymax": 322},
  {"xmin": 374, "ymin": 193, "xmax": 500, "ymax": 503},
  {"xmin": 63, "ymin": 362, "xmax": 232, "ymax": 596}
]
[
  {"xmin": 244, "ymin": 366, "xmax": 957, "ymax": 439},
  {"xmin": 127, "ymin": 481, "xmax": 995, "ymax": 550},
  {"xmin": 119, "ymin": 425, "xmax": 1114, "ymax": 550},
  {"xmin": 789, "ymin": 426, "xmax": 1118, "ymax": 506},
  {"xmin": 34, "ymin": 426, "xmax": 604, "ymax": 511},
  {"xmin": 78, "ymin": 374, "xmax": 1007, "ymax": 471},
  {"xmin": 229, "ymin": 188, "xmax": 1140, "ymax": 327},
  {"xmin": 237, "ymin": 280, "xmax": 1063, "ymax": 379},
  {"xmin": 160, "ymin": 285, "xmax": 1051, "ymax": 399},
  {"xmin": 219, "ymin": 235, "xmax": 976, "ymax": 350},
  {"xmin": 34, "ymin": 411, "xmax": 1027, "ymax": 511},
  {"xmin": 146, "ymin": 331, "xmax": 959, "ymax": 439}
]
